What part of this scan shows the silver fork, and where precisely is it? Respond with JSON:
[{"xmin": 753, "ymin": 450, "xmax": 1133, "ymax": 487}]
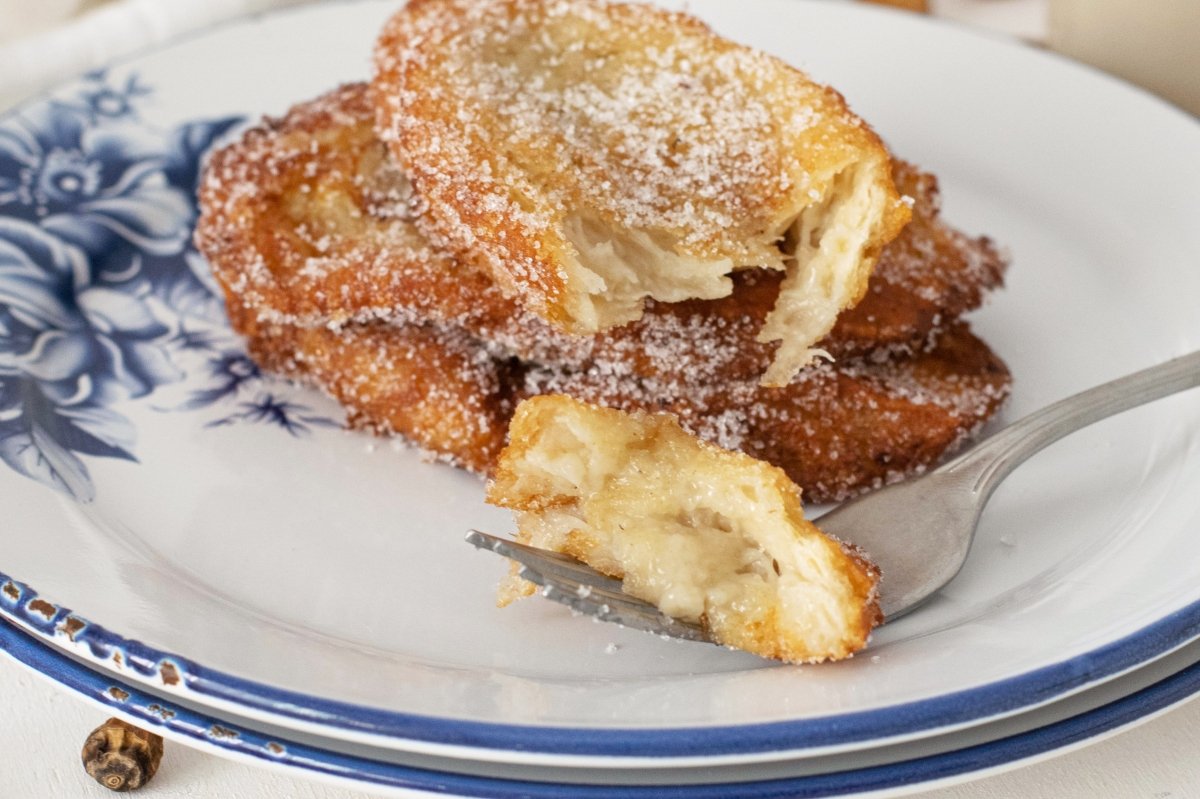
[{"xmin": 467, "ymin": 350, "xmax": 1200, "ymax": 640}]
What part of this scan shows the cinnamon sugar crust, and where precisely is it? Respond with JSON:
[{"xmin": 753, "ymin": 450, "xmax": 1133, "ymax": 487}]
[
  {"xmin": 520, "ymin": 322, "xmax": 1012, "ymax": 502},
  {"xmin": 196, "ymin": 84, "xmax": 1006, "ymax": 387},
  {"xmin": 195, "ymin": 74, "xmax": 1011, "ymax": 502},
  {"xmin": 242, "ymin": 307, "xmax": 1010, "ymax": 503},
  {"xmin": 240, "ymin": 306, "xmax": 515, "ymax": 474},
  {"xmin": 372, "ymin": 0, "xmax": 910, "ymax": 383}
]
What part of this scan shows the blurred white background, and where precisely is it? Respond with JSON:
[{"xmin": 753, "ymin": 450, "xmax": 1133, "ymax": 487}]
[
  {"xmin": 3, "ymin": 0, "xmax": 1197, "ymax": 114},
  {"xmin": 0, "ymin": 0, "xmax": 311, "ymax": 108}
]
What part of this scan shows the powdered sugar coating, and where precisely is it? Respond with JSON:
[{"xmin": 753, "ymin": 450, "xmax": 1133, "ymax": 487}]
[
  {"xmin": 372, "ymin": 0, "xmax": 907, "ymax": 340},
  {"xmin": 249, "ymin": 306, "xmax": 1010, "ymax": 503},
  {"xmin": 241, "ymin": 306, "xmax": 516, "ymax": 474},
  {"xmin": 196, "ymin": 84, "xmax": 510, "ymax": 335},
  {"xmin": 521, "ymin": 321, "xmax": 1010, "ymax": 502},
  {"xmin": 195, "ymin": 83, "xmax": 1012, "ymax": 501},
  {"xmin": 196, "ymin": 84, "xmax": 1006, "ymax": 391}
]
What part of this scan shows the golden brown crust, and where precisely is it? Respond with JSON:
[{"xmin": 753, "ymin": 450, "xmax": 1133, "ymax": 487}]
[
  {"xmin": 196, "ymin": 84, "xmax": 1005, "ymax": 386},
  {"xmin": 240, "ymin": 303, "xmax": 513, "ymax": 473},
  {"xmin": 196, "ymin": 86, "xmax": 1010, "ymax": 501},
  {"xmin": 522, "ymin": 322, "xmax": 1011, "ymax": 502},
  {"xmin": 195, "ymin": 83, "xmax": 515, "ymax": 334},
  {"xmin": 239, "ymin": 305, "xmax": 1009, "ymax": 502},
  {"xmin": 487, "ymin": 395, "xmax": 882, "ymax": 662},
  {"xmin": 372, "ymin": 0, "xmax": 909, "ymax": 375}
]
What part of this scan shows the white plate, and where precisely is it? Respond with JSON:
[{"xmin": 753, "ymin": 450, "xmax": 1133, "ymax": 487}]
[{"xmin": 2, "ymin": 0, "xmax": 1200, "ymax": 769}]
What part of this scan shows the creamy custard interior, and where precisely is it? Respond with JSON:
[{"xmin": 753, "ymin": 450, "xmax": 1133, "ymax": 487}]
[
  {"xmin": 489, "ymin": 396, "xmax": 881, "ymax": 664},
  {"xmin": 561, "ymin": 156, "xmax": 898, "ymax": 385}
]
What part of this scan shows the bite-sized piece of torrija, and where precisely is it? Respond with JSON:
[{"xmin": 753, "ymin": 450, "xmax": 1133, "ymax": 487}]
[
  {"xmin": 487, "ymin": 395, "xmax": 883, "ymax": 663},
  {"xmin": 373, "ymin": 0, "xmax": 911, "ymax": 384}
]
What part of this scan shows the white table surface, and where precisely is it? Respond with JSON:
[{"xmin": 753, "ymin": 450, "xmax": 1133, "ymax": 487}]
[{"xmin": 3, "ymin": 0, "xmax": 1199, "ymax": 796}]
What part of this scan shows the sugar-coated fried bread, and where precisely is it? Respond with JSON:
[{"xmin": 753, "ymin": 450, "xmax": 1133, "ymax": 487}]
[
  {"xmin": 814, "ymin": 164, "xmax": 1006, "ymax": 358},
  {"xmin": 197, "ymin": 86, "xmax": 1011, "ymax": 501},
  {"xmin": 196, "ymin": 83, "xmax": 511, "ymax": 333},
  {"xmin": 239, "ymin": 305, "xmax": 513, "ymax": 473},
  {"xmin": 525, "ymin": 322, "xmax": 1011, "ymax": 502},
  {"xmin": 241, "ymin": 303, "xmax": 1009, "ymax": 502},
  {"xmin": 196, "ymin": 84, "xmax": 1005, "ymax": 385},
  {"xmin": 487, "ymin": 395, "xmax": 882, "ymax": 663},
  {"xmin": 373, "ymin": 0, "xmax": 911, "ymax": 384}
]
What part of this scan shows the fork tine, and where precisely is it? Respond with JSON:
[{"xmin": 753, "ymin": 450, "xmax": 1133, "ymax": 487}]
[
  {"xmin": 521, "ymin": 565, "xmax": 711, "ymax": 643},
  {"xmin": 466, "ymin": 530, "xmax": 711, "ymax": 643},
  {"xmin": 466, "ymin": 530, "xmax": 626, "ymax": 592}
]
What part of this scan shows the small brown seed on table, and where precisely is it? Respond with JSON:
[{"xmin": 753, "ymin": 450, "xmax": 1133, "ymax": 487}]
[{"xmin": 81, "ymin": 718, "xmax": 164, "ymax": 792}]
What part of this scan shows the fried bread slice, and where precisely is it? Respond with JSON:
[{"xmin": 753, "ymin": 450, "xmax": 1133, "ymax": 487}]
[
  {"xmin": 195, "ymin": 84, "xmax": 509, "ymax": 332},
  {"xmin": 237, "ymin": 301, "xmax": 514, "ymax": 473},
  {"xmin": 486, "ymin": 395, "xmax": 882, "ymax": 663},
  {"xmin": 242, "ymin": 303, "xmax": 1009, "ymax": 502},
  {"xmin": 373, "ymin": 0, "xmax": 911, "ymax": 383},
  {"xmin": 199, "ymin": 86, "xmax": 1010, "ymax": 500},
  {"xmin": 197, "ymin": 84, "xmax": 1005, "ymax": 384},
  {"xmin": 525, "ymin": 322, "xmax": 1012, "ymax": 502}
]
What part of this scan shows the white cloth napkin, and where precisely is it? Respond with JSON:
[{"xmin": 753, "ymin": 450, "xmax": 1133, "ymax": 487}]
[{"xmin": 0, "ymin": 0, "xmax": 314, "ymax": 111}]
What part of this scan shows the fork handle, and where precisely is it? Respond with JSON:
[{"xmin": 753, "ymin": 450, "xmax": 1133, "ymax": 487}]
[{"xmin": 944, "ymin": 350, "xmax": 1200, "ymax": 499}]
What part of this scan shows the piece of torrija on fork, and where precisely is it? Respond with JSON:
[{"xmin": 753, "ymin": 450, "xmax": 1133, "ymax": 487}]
[{"xmin": 487, "ymin": 396, "xmax": 882, "ymax": 664}]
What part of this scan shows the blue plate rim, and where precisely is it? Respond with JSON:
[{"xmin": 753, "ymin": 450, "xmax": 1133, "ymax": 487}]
[
  {"xmin": 4, "ymin": 613, "xmax": 1200, "ymax": 798},
  {"xmin": 4, "ymin": 570, "xmax": 1200, "ymax": 758}
]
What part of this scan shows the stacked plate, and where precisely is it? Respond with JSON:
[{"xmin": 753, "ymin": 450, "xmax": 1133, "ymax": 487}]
[{"xmin": 2, "ymin": 1, "xmax": 1199, "ymax": 796}]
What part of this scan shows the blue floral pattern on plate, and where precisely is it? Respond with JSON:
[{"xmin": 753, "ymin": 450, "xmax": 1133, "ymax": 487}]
[{"xmin": 0, "ymin": 71, "xmax": 336, "ymax": 501}]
